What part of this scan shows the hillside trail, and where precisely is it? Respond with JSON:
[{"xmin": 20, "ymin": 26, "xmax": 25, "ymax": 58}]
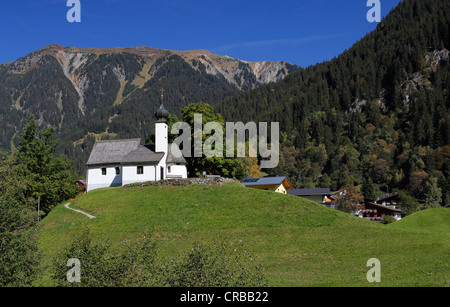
[{"xmin": 64, "ymin": 202, "xmax": 96, "ymax": 219}]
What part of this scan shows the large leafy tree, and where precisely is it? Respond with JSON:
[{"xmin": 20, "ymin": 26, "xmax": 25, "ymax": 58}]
[
  {"xmin": 173, "ymin": 103, "xmax": 247, "ymax": 179},
  {"xmin": 335, "ymin": 186, "xmax": 364, "ymax": 214}
]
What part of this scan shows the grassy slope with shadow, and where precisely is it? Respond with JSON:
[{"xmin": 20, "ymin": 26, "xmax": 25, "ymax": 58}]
[{"xmin": 37, "ymin": 183, "xmax": 449, "ymax": 287}]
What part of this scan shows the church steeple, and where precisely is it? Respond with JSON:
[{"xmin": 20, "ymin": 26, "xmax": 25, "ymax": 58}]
[
  {"xmin": 155, "ymin": 88, "xmax": 169, "ymax": 122},
  {"xmin": 154, "ymin": 88, "xmax": 169, "ymax": 168}
]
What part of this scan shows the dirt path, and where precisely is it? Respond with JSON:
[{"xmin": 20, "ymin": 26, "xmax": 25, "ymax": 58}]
[{"xmin": 64, "ymin": 203, "xmax": 96, "ymax": 219}]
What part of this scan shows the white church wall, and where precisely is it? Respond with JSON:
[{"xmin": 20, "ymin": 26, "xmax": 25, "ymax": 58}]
[
  {"xmin": 167, "ymin": 164, "xmax": 188, "ymax": 179},
  {"xmin": 121, "ymin": 164, "xmax": 157, "ymax": 186},
  {"xmin": 86, "ymin": 165, "xmax": 122, "ymax": 192}
]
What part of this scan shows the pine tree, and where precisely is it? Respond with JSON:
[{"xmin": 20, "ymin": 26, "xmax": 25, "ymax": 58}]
[
  {"xmin": 423, "ymin": 177, "xmax": 443, "ymax": 208},
  {"xmin": 16, "ymin": 115, "xmax": 79, "ymax": 215},
  {"xmin": 0, "ymin": 150, "xmax": 40, "ymax": 286}
]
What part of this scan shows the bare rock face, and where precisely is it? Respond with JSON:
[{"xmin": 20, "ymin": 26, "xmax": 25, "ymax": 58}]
[
  {"xmin": 249, "ymin": 61, "xmax": 288, "ymax": 84},
  {"xmin": 188, "ymin": 52, "xmax": 296, "ymax": 91}
]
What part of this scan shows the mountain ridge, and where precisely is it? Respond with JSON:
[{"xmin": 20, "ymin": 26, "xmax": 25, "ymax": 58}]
[
  {"xmin": 1, "ymin": 43, "xmax": 298, "ymax": 121},
  {"xmin": 0, "ymin": 43, "xmax": 299, "ymax": 173},
  {"xmin": 2, "ymin": 43, "xmax": 298, "ymax": 93}
]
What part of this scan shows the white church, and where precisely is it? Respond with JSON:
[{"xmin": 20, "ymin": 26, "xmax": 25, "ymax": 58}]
[{"xmin": 85, "ymin": 95, "xmax": 188, "ymax": 192}]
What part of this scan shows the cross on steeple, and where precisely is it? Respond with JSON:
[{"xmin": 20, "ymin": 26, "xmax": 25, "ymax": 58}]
[
  {"xmin": 160, "ymin": 88, "xmax": 165, "ymax": 102},
  {"xmin": 155, "ymin": 88, "xmax": 169, "ymax": 123}
]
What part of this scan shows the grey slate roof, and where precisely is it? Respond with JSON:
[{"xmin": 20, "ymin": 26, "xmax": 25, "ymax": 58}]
[
  {"xmin": 144, "ymin": 143, "xmax": 187, "ymax": 164},
  {"xmin": 86, "ymin": 139, "xmax": 186, "ymax": 166},
  {"xmin": 241, "ymin": 176, "xmax": 287, "ymax": 187},
  {"xmin": 121, "ymin": 146, "xmax": 164, "ymax": 164},
  {"xmin": 287, "ymin": 188, "xmax": 331, "ymax": 196},
  {"xmin": 86, "ymin": 139, "xmax": 142, "ymax": 166},
  {"xmin": 167, "ymin": 144, "xmax": 187, "ymax": 164}
]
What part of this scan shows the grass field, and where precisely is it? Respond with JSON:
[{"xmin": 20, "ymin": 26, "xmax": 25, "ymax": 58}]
[
  {"xmin": 387, "ymin": 207, "xmax": 450, "ymax": 234},
  {"xmin": 37, "ymin": 182, "xmax": 449, "ymax": 287}
]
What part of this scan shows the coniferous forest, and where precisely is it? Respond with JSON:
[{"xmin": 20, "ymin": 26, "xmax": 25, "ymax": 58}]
[{"xmin": 215, "ymin": 0, "xmax": 450, "ymax": 207}]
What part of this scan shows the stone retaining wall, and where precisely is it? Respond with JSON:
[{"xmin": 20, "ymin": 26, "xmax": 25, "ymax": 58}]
[{"xmin": 125, "ymin": 176, "xmax": 239, "ymax": 188}]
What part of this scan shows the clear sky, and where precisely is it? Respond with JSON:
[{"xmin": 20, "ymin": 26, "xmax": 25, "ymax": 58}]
[{"xmin": 0, "ymin": 0, "xmax": 402, "ymax": 67}]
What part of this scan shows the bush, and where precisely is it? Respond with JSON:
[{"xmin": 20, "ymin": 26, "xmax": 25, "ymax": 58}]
[
  {"xmin": 0, "ymin": 229, "xmax": 40, "ymax": 287},
  {"xmin": 51, "ymin": 230, "xmax": 267, "ymax": 287},
  {"xmin": 381, "ymin": 216, "xmax": 396, "ymax": 224},
  {"xmin": 163, "ymin": 241, "xmax": 267, "ymax": 287},
  {"xmin": 51, "ymin": 230, "xmax": 160, "ymax": 287}
]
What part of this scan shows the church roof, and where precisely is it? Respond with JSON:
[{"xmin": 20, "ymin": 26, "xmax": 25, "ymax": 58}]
[
  {"xmin": 86, "ymin": 139, "xmax": 142, "ymax": 166},
  {"xmin": 121, "ymin": 146, "xmax": 165, "ymax": 164},
  {"xmin": 167, "ymin": 144, "xmax": 187, "ymax": 164},
  {"xmin": 86, "ymin": 139, "xmax": 187, "ymax": 166}
]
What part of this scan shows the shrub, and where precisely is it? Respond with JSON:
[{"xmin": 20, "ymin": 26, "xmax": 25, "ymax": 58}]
[
  {"xmin": 51, "ymin": 230, "xmax": 160, "ymax": 287},
  {"xmin": 163, "ymin": 241, "xmax": 267, "ymax": 287},
  {"xmin": 381, "ymin": 216, "xmax": 396, "ymax": 224},
  {"xmin": 51, "ymin": 230, "xmax": 266, "ymax": 287}
]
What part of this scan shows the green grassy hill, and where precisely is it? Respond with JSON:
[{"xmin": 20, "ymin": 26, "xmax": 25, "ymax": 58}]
[
  {"xmin": 388, "ymin": 208, "xmax": 450, "ymax": 234},
  {"xmin": 37, "ymin": 183, "xmax": 449, "ymax": 287}
]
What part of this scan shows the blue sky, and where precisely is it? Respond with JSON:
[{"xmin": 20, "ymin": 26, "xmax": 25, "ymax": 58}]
[{"xmin": 0, "ymin": 0, "xmax": 402, "ymax": 67}]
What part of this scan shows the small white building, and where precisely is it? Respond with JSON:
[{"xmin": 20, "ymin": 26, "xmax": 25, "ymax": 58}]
[{"xmin": 86, "ymin": 100, "xmax": 188, "ymax": 192}]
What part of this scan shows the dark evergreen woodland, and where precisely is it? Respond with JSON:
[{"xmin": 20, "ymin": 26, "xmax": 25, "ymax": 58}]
[{"xmin": 215, "ymin": 0, "xmax": 450, "ymax": 207}]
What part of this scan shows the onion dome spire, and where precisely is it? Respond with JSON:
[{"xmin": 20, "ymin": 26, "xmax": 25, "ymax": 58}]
[{"xmin": 155, "ymin": 88, "xmax": 169, "ymax": 122}]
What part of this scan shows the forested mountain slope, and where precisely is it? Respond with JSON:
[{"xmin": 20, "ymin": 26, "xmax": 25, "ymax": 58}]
[
  {"xmin": 0, "ymin": 45, "xmax": 298, "ymax": 173},
  {"xmin": 215, "ymin": 0, "xmax": 450, "ymax": 206}
]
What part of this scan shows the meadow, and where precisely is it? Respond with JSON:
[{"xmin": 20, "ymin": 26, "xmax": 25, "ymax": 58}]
[{"xmin": 37, "ymin": 183, "xmax": 449, "ymax": 286}]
